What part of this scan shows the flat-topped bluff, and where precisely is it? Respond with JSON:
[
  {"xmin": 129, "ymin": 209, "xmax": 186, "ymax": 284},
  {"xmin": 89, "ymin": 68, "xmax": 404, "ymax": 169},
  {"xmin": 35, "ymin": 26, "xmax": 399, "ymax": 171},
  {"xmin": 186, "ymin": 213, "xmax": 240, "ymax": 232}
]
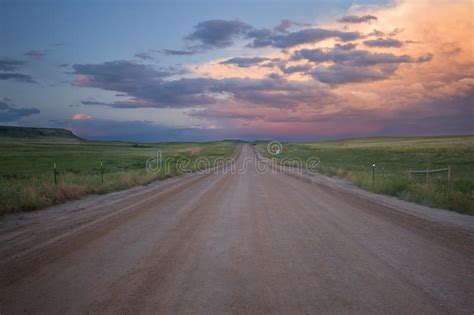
[{"xmin": 0, "ymin": 126, "xmax": 81, "ymax": 139}]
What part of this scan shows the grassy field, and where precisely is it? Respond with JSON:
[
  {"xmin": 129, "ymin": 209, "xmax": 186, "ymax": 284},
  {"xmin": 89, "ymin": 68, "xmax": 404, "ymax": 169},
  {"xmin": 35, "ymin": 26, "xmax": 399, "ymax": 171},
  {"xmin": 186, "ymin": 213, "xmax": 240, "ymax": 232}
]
[
  {"xmin": 258, "ymin": 136, "xmax": 474, "ymax": 214},
  {"xmin": 0, "ymin": 127, "xmax": 239, "ymax": 215}
]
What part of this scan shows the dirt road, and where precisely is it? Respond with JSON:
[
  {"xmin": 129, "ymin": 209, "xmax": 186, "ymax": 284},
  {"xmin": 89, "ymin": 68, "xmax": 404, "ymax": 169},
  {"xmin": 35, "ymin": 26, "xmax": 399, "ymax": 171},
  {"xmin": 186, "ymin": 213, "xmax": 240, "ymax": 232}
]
[{"xmin": 1, "ymin": 144, "xmax": 473, "ymax": 314}]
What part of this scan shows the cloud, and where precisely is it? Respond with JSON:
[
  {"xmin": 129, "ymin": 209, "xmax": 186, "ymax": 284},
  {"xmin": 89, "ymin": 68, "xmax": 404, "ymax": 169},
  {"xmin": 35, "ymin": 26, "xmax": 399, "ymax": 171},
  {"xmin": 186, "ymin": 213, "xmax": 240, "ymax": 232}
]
[
  {"xmin": 337, "ymin": 15, "xmax": 377, "ymax": 24},
  {"xmin": 312, "ymin": 64, "xmax": 394, "ymax": 84},
  {"xmin": 290, "ymin": 45, "xmax": 433, "ymax": 84},
  {"xmin": 190, "ymin": 109, "xmax": 265, "ymax": 120},
  {"xmin": 279, "ymin": 63, "xmax": 313, "ymax": 74},
  {"xmin": 272, "ymin": 19, "xmax": 310, "ymax": 34},
  {"xmin": 73, "ymin": 73, "xmax": 218, "ymax": 108},
  {"xmin": 0, "ymin": 100, "xmax": 40, "ymax": 122},
  {"xmin": 57, "ymin": 63, "xmax": 69, "ymax": 68},
  {"xmin": 0, "ymin": 73, "xmax": 36, "ymax": 83},
  {"xmin": 73, "ymin": 61, "xmax": 201, "ymax": 108},
  {"xmin": 0, "ymin": 58, "xmax": 35, "ymax": 83},
  {"xmin": 81, "ymin": 100, "xmax": 111, "ymax": 106},
  {"xmin": 206, "ymin": 77, "xmax": 335, "ymax": 109},
  {"xmin": 185, "ymin": 19, "xmax": 252, "ymax": 48},
  {"xmin": 155, "ymin": 49, "xmax": 201, "ymax": 56},
  {"xmin": 178, "ymin": 17, "xmax": 364, "ymax": 53},
  {"xmin": 274, "ymin": 19, "xmax": 295, "ymax": 33},
  {"xmin": 0, "ymin": 59, "xmax": 24, "ymax": 71},
  {"xmin": 72, "ymin": 60, "xmax": 177, "ymax": 86},
  {"xmin": 363, "ymin": 38, "xmax": 403, "ymax": 47},
  {"xmin": 415, "ymin": 54, "xmax": 434, "ymax": 63},
  {"xmin": 72, "ymin": 113, "xmax": 93, "ymax": 120},
  {"xmin": 334, "ymin": 43, "xmax": 357, "ymax": 50},
  {"xmin": 246, "ymin": 28, "xmax": 273, "ymax": 41},
  {"xmin": 248, "ymin": 28, "xmax": 361, "ymax": 48},
  {"xmin": 219, "ymin": 57, "xmax": 269, "ymax": 67},
  {"xmin": 81, "ymin": 99, "xmax": 164, "ymax": 108},
  {"xmin": 183, "ymin": 19, "xmax": 359, "ymax": 50},
  {"xmin": 292, "ymin": 47, "xmax": 432, "ymax": 67},
  {"xmin": 267, "ymin": 73, "xmax": 283, "ymax": 80},
  {"xmin": 368, "ymin": 29, "xmax": 385, "ymax": 37},
  {"xmin": 73, "ymin": 59, "xmax": 335, "ymax": 110},
  {"xmin": 134, "ymin": 53, "xmax": 154, "ymax": 60},
  {"xmin": 25, "ymin": 49, "xmax": 47, "ymax": 59},
  {"xmin": 388, "ymin": 28, "xmax": 404, "ymax": 36},
  {"xmin": 387, "ymin": 90, "xmax": 473, "ymax": 135}
]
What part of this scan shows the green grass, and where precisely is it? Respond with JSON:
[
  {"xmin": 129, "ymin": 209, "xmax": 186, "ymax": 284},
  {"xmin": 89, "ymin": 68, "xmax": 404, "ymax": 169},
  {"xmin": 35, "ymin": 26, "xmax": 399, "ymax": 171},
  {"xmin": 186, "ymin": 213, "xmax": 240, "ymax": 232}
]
[
  {"xmin": 257, "ymin": 136, "xmax": 474, "ymax": 214},
  {"xmin": 0, "ymin": 132, "xmax": 239, "ymax": 215}
]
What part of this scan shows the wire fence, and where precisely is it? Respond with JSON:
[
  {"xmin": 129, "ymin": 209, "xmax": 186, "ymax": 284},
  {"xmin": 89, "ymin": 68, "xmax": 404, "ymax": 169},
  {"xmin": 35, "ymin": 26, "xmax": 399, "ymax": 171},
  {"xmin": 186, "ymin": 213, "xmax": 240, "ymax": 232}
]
[{"xmin": 408, "ymin": 165, "xmax": 451, "ymax": 183}]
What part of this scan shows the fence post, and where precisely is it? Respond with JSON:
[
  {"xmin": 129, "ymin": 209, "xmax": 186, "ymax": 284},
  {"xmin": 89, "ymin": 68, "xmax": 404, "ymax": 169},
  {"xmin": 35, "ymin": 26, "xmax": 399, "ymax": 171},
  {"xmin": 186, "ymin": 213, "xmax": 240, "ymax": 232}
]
[
  {"xmin": 426, "ymin": 168, "xmax": 430, "ymax": 182},
  {"xmin": 53, "ymin": 162, "xmax": 57, "ymax": 187},
  {"xmin": 409, "ymin": 169, "xmax": 412, "ymax": 180},
  {"xmin": 100, "ymin": 162, "xmax": 104, "ymax": 183},
  {"xmin": 448, "ymin": 165, "xmax": 451, "ymax": 183},
  {"xmin": 372, "ymin": 164, "xmax": 375, "ymax": 182}
]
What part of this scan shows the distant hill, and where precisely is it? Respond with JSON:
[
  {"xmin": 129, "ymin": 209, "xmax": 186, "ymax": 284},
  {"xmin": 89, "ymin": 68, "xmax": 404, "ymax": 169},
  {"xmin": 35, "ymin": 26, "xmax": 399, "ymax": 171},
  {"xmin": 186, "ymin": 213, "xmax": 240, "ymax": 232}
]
[{"xmin": 0, "ymin": 126, "xmax": 82, "ymax": 139}]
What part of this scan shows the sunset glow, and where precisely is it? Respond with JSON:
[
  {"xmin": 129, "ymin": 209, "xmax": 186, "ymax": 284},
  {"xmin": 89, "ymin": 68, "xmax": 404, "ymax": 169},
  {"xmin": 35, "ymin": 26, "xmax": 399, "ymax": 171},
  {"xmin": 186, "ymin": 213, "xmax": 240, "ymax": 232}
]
[{"xmin": 1, "ymin": 0, "xmax": 472, "ymax": 141}]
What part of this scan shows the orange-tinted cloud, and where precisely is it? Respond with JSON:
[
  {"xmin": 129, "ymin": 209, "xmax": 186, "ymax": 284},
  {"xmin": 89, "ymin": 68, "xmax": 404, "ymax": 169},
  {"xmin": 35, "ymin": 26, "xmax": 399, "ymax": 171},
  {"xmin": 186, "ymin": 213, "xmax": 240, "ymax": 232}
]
[{"xmin": 72, "ymin": 113, "xmax": 93, "ymax": 120}]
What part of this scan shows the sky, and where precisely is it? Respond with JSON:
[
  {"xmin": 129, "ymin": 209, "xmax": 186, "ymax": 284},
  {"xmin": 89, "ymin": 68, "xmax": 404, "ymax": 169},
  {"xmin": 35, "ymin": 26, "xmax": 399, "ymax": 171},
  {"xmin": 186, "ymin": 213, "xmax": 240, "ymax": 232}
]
[{"xmin": 0, "ymin": 0, "xmax": 473, "ymax": 141}]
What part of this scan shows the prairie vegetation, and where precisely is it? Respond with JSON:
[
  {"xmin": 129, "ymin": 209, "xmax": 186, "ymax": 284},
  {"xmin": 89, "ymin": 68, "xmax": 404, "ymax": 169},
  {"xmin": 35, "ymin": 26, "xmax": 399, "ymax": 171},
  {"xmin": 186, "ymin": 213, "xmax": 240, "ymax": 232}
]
[{"xmin": 258, "ymin": 136, "xmax": 474, "ymax": 214}]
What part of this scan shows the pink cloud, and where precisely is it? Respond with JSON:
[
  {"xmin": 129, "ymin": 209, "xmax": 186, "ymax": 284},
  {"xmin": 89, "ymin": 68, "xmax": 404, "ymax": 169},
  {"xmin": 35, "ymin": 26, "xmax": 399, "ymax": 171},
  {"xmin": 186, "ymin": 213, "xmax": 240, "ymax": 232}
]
[
  {"xmin": 73, "ymin": 75, "xmax": 92, "ymax": 86},
  {"xmin": 72, "ymin": 113, "xmax": 93, "ymax": 120}
]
